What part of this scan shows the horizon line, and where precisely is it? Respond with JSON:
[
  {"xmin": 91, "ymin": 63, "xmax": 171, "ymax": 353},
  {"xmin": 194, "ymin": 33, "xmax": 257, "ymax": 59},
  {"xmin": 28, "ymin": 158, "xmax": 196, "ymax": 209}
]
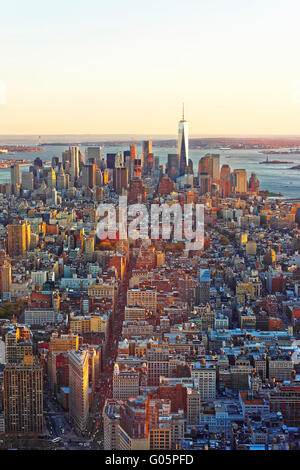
[{"xmin": 2, "ymin": 133, "xmax": 300, "ymax": 138}]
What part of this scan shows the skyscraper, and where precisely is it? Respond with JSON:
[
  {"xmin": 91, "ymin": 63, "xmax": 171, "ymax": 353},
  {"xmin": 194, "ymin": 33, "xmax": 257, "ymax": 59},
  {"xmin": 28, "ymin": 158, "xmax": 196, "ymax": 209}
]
[
  {"xmin": 133, "ymin": 159, "xmax": 142, "ymax": 179},
  {"xmin": 52, "ymin": 188, "xmax": 58, "ymax": 205},
  {"xmin": 198, "ymin": 154, "xmax": 220, "ymax": 182},
  {"xmin": 69, "ymin": 146, "xmax": 80, "ymax": 183},
  {"xmin": 142, "ymin": 141, "xmax": 152, "ymax": 167},
  {"xmin": 7, "ymin": 222, "xmax": 31, "ymax": 257},
  {"xmin": 47, "ymin": 167, "xmax": 56, "ymax": 189},
  {"xmin": 85, "ymin": 146, "xmax": 102, "ymax": 167},
  {"xmin": 128, "ymin": 178, "xmax": 146, "ymax": 204},
  {"xmin": 113, "ymin": 166, "xmax": 129, "ymax": 194},
  {"xmin": 178, "ymin": 105, "xmax": 189, "ymax": 176},
  {"xmin": 33, "ymin": 157, "xmax": 43, "ymax": 168},
  {"xmin": 220, "ymin": 164, "xmax": 231, "ymax": 197},
  {"xmin": 57, "ymin": 165, "xmax": 67, "ymax": 190},
  {"xmin": 146, "ymin": 153, "xmax": 154, "ymax": 175},
  {"xmin": 249, "ymin": 172, "xmax": 259, "ymax": 194},
  {"xmin": 211, "ymin": 154, "xmax": 220, "ymax": 182},
  {"xmin": 167, "ymin": 154, "xmax": 180, "ymax": 181},
  {"xmin": 62, "ymin": 149, "xmax": 70, "ymax": 167},
  {"xmin": 22, "ymin": 171, "xmax": 34, "ymax": 190},
  {"xmin": 107, "ymin": 153, "xmax": 117, "ymax": 169},
  {"xmin": 69, "ymin": 349, "xmax": 89, "ymax": 433},
  {"xmin": 3, "ymin": 354, "xmax": 43, "ymax": 434},
  {"xmin": 198, "ymin": 173, "xmax": 212, "ymax": 195},
  {"xmin": 11, "ymin": 163, "xmax": 20, "ymax": 193},
  {"xmin": 198, "ymin": 155, "xmax": 212, "ymax": 176},
  {"xmin": 198, "ymin": 269, "xmax": 211, "ymax": 305},
  {"xmin": 0, "ymin": 260, "xmax": 12, "ymax": 299},
  {"xmin": 5, "ymin": 325, "xmax": 33, "ymax": 364},
  {"xmin": 82, "ymin": 164, "xmax": 96, "ymax": 189},
  {"xmin": 144, "ymin": 152, "xmax": 154, "ymax": 176},
  {"xmin": 52, "ymin": 156, "xmax": 59, "ymax": 168},
  {"xmin": 232, "ymin": 169, "xmax": 248, "ymax": 194},
  {"xmin": 115, "ymin": 152, "xmax": 124, "ymax": 168},
  {"xmin": 125, "ymin": 155, "xmax": 132, "ymax": 181},
  {"xmin": 130, "ymin": 144, "xmax": 137, "ymax": 160}
]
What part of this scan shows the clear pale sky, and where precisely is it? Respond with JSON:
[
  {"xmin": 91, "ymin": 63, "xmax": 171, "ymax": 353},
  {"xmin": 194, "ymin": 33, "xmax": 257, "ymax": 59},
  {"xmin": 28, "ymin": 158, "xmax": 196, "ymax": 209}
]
[{"xmin": 1, "ymin": 0, "xmax": 300, "ymax": 135}]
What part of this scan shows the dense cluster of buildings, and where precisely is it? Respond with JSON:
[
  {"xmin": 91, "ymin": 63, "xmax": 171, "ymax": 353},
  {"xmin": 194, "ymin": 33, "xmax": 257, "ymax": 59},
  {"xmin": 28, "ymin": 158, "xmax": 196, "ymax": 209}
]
[{"xmin": 0, "ymin": 114, "xmax": 300, "ymax": 450}]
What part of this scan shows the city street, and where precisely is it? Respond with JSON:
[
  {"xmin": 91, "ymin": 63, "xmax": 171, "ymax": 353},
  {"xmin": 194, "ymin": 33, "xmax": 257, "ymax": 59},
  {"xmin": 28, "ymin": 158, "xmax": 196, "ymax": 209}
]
[{"xmin": 42, "ymin": 255, "xmax": 136, "ymax": 450}]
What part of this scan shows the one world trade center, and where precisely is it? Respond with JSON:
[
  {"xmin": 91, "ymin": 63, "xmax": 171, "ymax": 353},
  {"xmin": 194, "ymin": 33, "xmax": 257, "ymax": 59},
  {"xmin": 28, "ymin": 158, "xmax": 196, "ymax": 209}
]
[{"xmin": 178, "ymin": 104, "xmax": 189, "ymax": 176}]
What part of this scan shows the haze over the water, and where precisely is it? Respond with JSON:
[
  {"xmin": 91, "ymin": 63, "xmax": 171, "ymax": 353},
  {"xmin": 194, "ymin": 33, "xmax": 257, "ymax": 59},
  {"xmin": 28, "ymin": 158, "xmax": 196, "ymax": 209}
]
[
  {"xmin": 1, "ymin": 0, "xmax": 300, "ymax": 135},
  {"xmin": 2, "ymin": 135, "xmax": 300, "ymax": 146}
]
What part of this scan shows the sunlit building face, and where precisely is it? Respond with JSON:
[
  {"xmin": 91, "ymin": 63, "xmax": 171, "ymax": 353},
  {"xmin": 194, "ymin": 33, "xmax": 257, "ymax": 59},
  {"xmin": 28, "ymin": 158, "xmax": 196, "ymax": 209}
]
[{"xmin": 178, "ymin": 117, "xmax": 189, "ymax": 175}]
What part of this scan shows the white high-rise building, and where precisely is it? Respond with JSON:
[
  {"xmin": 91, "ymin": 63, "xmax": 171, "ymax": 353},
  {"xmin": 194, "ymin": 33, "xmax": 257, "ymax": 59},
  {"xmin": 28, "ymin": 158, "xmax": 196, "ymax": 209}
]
[
  {"xmin": 70, "ymin": 146, "xmax": 80, "ymax": 183},
  {"xmin": 31, "ymin": 270, "xmax": 48, "ymax": 286},
  {"xmin": 178, "ymin": 104, "xmax": 189, "ymax": 176},
  {"xmin": 190, "ymin": 363, "xmax": 216, "ymax": 400},
  {"xmin": 52, "ymin": 188, "xmax": 57, "ymax": 205}
]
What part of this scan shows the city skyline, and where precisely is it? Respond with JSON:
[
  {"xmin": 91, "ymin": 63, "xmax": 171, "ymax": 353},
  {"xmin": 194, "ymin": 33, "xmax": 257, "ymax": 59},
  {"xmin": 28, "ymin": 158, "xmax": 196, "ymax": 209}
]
[
  {"xmin": 1, "ymin": 98, "xmax": 300, "ymax": 452},
  {"xmin": 1, "ymin": 0, "xmax": 300, "ymax": 456},
  {"xmin": 2, "ymin": 0, "xmax": 300, "ymax": 135}
]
